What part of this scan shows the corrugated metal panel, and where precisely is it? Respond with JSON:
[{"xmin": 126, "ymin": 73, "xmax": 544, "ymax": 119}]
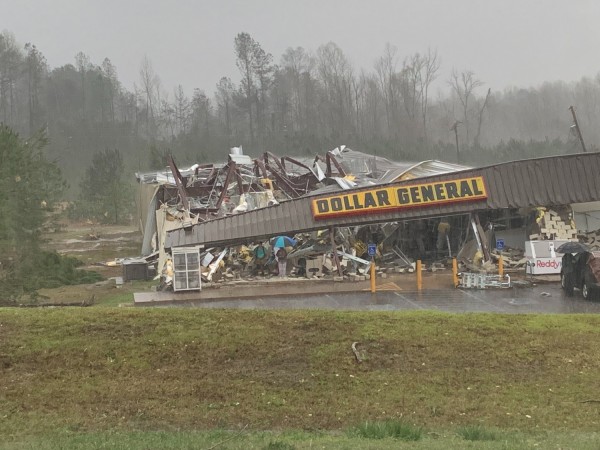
[
  {"xmin": 249, "ymin": 208, "xmax": 260, "ymax": 238},
  {"xmin": 166, "ymin": 152, "xmax": 600, "ymax": 249}
]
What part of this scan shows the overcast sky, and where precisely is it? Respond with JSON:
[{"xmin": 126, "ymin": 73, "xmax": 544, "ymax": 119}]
[{"xmin": 3, "ymin": 0, "xmax": 600, "ymax": 97}]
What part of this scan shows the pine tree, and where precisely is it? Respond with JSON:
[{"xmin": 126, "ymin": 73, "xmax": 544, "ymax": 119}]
[{"xmin": 79, "ymin": 148, "xmax": 132, "ymax": 224}]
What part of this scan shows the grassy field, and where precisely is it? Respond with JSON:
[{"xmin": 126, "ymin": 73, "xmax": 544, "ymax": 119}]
[{"xmin": 1, "ymin": 308, "xmax": 600, "ymax": 448}]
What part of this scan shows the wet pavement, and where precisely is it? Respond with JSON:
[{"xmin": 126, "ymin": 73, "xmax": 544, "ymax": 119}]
[{"xmin": 148, "ymin": 283, "xmax": 600, "ymax": 314}]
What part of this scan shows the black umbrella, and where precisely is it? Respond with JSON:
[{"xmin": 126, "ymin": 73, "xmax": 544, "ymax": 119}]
[{"xmin": 556, "ymin": 242, "xmax": 590, "ymax": 254}]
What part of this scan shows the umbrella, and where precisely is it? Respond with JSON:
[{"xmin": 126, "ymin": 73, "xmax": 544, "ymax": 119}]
[
  {"xmin": 557, "ymin": 242, "xmax": 590, "ymax": 254},
  {"xmin": 271, "ymin": 236, "xmax": 297, "ymax": 248}
]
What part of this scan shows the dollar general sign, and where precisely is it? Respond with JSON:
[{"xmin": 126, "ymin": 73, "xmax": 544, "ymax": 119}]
[{"xmin": 311, "ymin": 176, "xmax": 487, "ymax": 220}]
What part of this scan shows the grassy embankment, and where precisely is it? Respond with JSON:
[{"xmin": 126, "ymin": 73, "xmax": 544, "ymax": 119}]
[{"xmin": 1, "ymin": 309, "xmax": 599, "ymax": 449}]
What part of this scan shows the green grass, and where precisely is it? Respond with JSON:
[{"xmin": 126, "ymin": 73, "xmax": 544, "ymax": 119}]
[
  {"xmin": 91, "ymin": 280, "xmax": 155, "ymax": 307},
  {"xmin": 1, "ymin": 309, "xmax": 600, "ymax": 448},
  {"xmin": 350, "ymin": 420, "xmax": 423, "ymax": 440},
  {"xmin": 2, "ymin": 429, "xmax": 600, "ymax": 450},
  {"xmin": 263, "ymin": 441, "xmax": 297, "ymax": 450},
  {"xmin": 458, "ymin": 425, "xmax": 499, "ymax": 441}
]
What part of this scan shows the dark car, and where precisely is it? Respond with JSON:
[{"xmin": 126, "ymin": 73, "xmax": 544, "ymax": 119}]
[{"xmin": 560, "ymin": 251, "xmax": 600, "ymax": 300}]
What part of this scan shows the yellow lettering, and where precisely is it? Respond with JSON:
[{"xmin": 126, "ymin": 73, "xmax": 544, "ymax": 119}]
[{"xmin": 312, "ymin": 177, "xmax": 487, "ymax": 219}]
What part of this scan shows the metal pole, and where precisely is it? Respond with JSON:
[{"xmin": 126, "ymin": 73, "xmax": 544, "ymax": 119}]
[
  {"xmin": 454, "ymin": 126, "xmax": 460, "ymax": 163},
  {"xmin": 498, "ymin": 255, "xmax": 504, "ymax": 278},
  {"xmin": 370, "ymin": 258, "xmax": 376, "ymax": 293},
  {"xmin": 569, "ymin": 105, "xmax": 587, "ymax": 153},
  {"xmin": 452, "ymin": 258, "xmax": 459, "ymax": 288},
  {"xmin": 451, "ymin": 121, "xmax": 461, "ymax": 163}
]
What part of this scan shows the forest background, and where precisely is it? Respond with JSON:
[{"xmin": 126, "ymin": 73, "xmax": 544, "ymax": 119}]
[{"xmin": 1, "ymin": 29, "xmax": 595, "ymax": 202}]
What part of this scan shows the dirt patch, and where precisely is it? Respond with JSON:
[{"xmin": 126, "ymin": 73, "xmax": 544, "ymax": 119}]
[
  {"xmin": 32, "ymin": 223, "xmax": 145, "ymax": 305},
  {"xmin": 44, "ymin": 224, "xmax": 141, "ymax": 260}
]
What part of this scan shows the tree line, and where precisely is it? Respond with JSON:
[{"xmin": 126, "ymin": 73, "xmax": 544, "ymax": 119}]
[
  {"xmin": 0, "ymin": 125, "xmax": 103, "ymax": 302},
  {"xmin": 0, "ymin": 30, "xmax": 596, "ymax": 190}
]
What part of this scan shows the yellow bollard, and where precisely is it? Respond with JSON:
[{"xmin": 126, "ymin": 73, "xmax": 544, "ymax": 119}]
[
  {"xmin": 370, "ymin": 259, "xmax": 376, "ymax": 293},
  {"xmin": 452, "ymin": 258, "xmax": 459, "ymax": 288},
  {"xmin": 416, "ymin": 260, "xmax": 422, "ymax": 291},
  {"xmin": 498, "ymin": 255, "xmax": 504, "ymax": 278}
]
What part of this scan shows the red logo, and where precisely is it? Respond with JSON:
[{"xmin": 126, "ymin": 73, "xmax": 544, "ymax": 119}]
[{"xmin": 536, "ymin": 259, "xmax": 561, "ymax": 269}]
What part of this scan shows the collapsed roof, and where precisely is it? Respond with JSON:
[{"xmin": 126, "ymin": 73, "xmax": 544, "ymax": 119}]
[
  {"xmin": 164, "ymin": 151, "xmax": 600, "ymax": 250},
  {"xmin": 136, "ymin": 145, "xmax": 470, "ymax": 222}
]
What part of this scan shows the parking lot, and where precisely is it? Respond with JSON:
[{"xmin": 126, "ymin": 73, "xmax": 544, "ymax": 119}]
[{"xmin": 159, "ymin": 283, "xmax": 600, "ymax": 313}]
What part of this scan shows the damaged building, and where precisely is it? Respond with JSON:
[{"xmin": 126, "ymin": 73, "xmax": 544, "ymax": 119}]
[{"xmin": 134, "ymin": 146, "xmax": 600, "ymax": 291}]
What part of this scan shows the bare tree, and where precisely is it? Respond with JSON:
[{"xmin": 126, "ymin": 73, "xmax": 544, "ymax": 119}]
[
  {"xmin": 280, "ymin": 47, "xmax": 314, "ymax": 133},
  {"xmin": 160, "ymin": 97, "xmax": 175, "ymax": 138},
  {"xmin": 374, "ymin": 43, "xmax": 399, "ymax": 134},
  {"xmin": 139, "ymin": 55, "xmax": 160, "ymax": 135},
  {"xmin": 448, "ymin": 69, "xmax": 483, "ymax": 144},
  {"xmin": 101, "ymin": 58, "xmax": 119, "ymax": 124},
  {"xmin": 316, "ymin": 42, "xmax": 354, "ymax": 136},
  {"xmin": 173, "ymin": 84, "xmax": 190, "ymax": 135},
  {"xmin": 474, "ymin": 88, "xmax": 492, "ymax": 147},
  {"xmin": 362, "ymin": 73, "xmax": 383, "ymax": 138},
  {"xmin": 74, "ymin": 51, "xmax": 90, "ymax": 119},
  {"xmin": 191, "ymin": 89, "xmax": 211, "ymax": 139},
  {"xmin": 215, "ymin": 77, "xmax": 235, "ymax": 138},
  {"xmin": 351, "ymin": 69, "xmax": 367, "ymax": 136},
  {"xmin": 400, "ymin": 53, "xmax": 423, "ymax": 121},
  {"xmin": 417, "ymin": 48, "xmax": 440, "ymax": 142},
  {"xmin": 234, "ymin": 32, "xmax": 259, "ymax": 144}
]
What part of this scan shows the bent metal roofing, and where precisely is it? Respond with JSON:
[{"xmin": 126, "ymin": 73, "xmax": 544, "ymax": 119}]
[{"xmin": 165, "ymin": 152, "xmax": 600, "ymax": 249}]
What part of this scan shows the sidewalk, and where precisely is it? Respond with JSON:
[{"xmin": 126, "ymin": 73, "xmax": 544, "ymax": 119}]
[
  {"xmin": 133, "ymin": 268, "xmax": 562, "ymax": 306},
  {"xmin": 135, "ymin": 271, "xmax": 456, "ymax": 306}
]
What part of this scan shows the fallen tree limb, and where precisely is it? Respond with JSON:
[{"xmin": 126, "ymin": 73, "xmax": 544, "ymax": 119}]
[{"xmin": 352, "ymin": 341, "xmax": 362, "ymax": 363}]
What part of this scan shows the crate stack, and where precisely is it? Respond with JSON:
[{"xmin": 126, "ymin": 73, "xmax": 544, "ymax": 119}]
[{"xmin": 529, "ymin": 208, "xmax": 578, "ymax": 241}]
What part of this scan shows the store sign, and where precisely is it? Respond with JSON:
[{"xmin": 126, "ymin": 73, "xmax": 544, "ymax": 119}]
[
  {"xmin": 526, "ymin": 257, "xmax": 562, "ymax": 275},
  {"xmin": 311, "ymin": 176, "xmax": 487, "ymax": 220}
]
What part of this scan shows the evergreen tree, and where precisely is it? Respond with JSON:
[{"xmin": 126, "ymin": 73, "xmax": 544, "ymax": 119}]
[
  {"xmin": 0, "ymin": 125, "xmax": 65, "ymax": 250},
  {"xmin": 0, "ymin": 125, "xmax": 70, "ymax": 300},
  {"xmin": 79, "ymin": 148, "xmax": 132, "ymax": 224}
]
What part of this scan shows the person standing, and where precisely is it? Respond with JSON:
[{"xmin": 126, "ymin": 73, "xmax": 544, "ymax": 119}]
[
  {"xmin": 276, "ymin": 247, "xmax": 288, "ymax": 278},
  {"xmin": 436, "ymin": 220, "xmax": 451, "ymax": 257},
  {"xmin": 253, "ymin": 243, "xmax": 267, "ymax": 276},
  {"xmin": 414, "ymin": 220, "xmax": 426, "ymax": 255}
]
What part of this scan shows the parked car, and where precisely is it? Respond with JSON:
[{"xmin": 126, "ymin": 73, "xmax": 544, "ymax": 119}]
[{"xmin": 560, "ymin": 251, "xmax": 600, "ymax": 300}]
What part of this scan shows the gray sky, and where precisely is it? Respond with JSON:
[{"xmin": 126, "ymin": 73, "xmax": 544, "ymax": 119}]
[{"xmin": 3, "ymin": 0, "xmax": 600, "ymax": 97}]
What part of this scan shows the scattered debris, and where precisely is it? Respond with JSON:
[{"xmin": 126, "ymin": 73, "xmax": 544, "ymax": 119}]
[
  {"xmin": 530, "ymin": 207, "xmax": 577, "ymax": 241},
  {"xmin": 129, "ymin": 145, "xmax": 600, "ymax": 292},
  {"xmin": 459, "ymin": 273, "xmax": 511, "ymax": 289}
]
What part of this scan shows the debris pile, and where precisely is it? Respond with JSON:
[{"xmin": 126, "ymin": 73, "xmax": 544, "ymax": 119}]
[
  {"xmin": 154, "ymin": 223, "xmax": 434, "ymax": 290},
  {"xmin": 136, "ymin": 146, "xmax": 471, "ymax": 277},
  {"xmin": 132, "ymin": 144, "xmax": 600, "ymax": 291},
  {"xmin": 579, "ymin": 229, "xmax": 600, "ymax": 250},
  {"xmin": 529, "ymin": 207, "xmax": 577, "ymax": 241},
  {"xmin": 490, "ymin": 248, "xmax": 528, "ymax": 270},
  {"xmin": 137, "ymin": 146, "xmax": 411, "ymax": 225}
]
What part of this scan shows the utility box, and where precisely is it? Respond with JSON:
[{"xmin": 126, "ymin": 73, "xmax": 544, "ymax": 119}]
[
  {"xmin": 122, "ymin": 260, "xmax": 149, "ymax": 281},
  {"xmin": 172, "ymin": 246, "xmax": 202, "ymax": 292},
  {"xmin": 525, "ymin": 240, "xmax": 569, "ymax": 274}
]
